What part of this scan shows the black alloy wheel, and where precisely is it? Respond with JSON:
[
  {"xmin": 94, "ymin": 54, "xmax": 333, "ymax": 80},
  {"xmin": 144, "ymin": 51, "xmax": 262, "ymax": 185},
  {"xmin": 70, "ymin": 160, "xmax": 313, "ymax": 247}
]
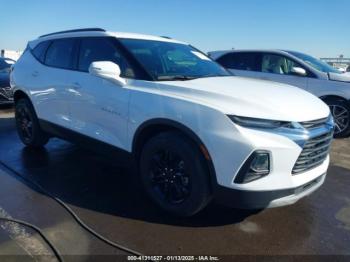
[
  {"xmin": 15, "ymin": 98, "xmax": 49, "ymax": 147},
  {"xmin": 324, "ymin": 97, "xmax": 350, "ymax": 138},
  {"xmin": 139, "ymin": 131, "xmax": 211, "ymax": 217},
  {"xmin": 149, "ymin": 149, "xmax": 191, "ymax": 204},
  {"xmin": 16, "ymin": 106, "xmax": 34, "ymax": 143}
]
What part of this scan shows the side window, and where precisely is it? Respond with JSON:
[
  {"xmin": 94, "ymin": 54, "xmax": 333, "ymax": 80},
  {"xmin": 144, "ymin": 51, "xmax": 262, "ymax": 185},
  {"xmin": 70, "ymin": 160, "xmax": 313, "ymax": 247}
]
[
  {"xmin": 261, "ymin": 54, "xmax": 306, "ymax": 76},
  {"xmin": 217, "ymin": 53, "xmax": 259, "ymax": 71},
  {"xmin": 32, "ymin": 41, "xmax": 50, "ymax": 63},
  {"xmin": 45, "ymin": 39, "xmax": 76, "ymax": 69},
  {"xmin": 78, "ymin": 38, "xmax": 135, "ymax": 78}
]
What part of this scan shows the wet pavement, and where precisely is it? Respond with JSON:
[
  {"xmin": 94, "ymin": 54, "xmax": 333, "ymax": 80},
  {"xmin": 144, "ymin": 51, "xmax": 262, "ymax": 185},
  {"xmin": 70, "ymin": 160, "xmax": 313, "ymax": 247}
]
[{"xmin": 0, "ymin": 107, "xmax": 350, "ymax": 257}]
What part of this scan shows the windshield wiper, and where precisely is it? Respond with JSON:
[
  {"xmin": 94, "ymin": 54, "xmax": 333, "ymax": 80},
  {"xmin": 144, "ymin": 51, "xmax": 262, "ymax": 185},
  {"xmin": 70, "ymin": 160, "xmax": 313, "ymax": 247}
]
[{"xmin": 157, "ymin": 75, "xmax": 200, "ymax": 81}]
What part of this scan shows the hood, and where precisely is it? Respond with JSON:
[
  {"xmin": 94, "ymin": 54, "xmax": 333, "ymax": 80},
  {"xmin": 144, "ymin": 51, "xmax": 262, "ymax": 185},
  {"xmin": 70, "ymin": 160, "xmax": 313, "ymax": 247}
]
[
  {"xmin": 156, "ymin": 76, "xmax": 329, "ymax": 122},
  {"xmin": 328, "ymin": 72, "xmax": 350, "ymax": 83}
]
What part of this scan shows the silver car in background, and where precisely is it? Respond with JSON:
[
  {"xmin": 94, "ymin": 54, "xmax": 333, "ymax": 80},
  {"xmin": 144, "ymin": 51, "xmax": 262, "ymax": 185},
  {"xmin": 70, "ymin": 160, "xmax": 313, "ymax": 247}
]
[{"xmin": 209, "ymin": 50, "xmax": 350, "ymax": 137}]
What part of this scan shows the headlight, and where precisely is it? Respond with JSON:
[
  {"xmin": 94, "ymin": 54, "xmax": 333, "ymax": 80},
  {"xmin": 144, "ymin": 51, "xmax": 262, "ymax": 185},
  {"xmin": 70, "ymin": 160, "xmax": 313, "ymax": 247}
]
[{"xmin": 228, "ymin": 115, "xmax": 292, "ymax": 129}]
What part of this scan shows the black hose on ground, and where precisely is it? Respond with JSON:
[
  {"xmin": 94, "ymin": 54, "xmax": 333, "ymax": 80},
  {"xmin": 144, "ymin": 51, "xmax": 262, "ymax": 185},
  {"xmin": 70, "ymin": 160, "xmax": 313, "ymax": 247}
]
[
  {"xmin": 0, "ymin": 217, "xmax": 63, "ymax": 262},
  {"xmin": 0, "ymin": 161, "xmax": 143, "ymax": 257}
]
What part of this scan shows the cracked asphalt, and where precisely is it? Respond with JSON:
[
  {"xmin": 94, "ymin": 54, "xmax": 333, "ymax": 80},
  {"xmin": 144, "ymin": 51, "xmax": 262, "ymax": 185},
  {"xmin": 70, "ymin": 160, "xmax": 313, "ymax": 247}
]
[{"xmin": 0, "ymin": 105, "xmax": 349, "ymax": 259}]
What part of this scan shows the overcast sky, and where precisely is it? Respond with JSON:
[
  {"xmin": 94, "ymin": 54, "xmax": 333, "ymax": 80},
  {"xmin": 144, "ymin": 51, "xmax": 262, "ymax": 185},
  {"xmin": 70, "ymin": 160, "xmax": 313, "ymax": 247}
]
[{"xmin": 0, "ymin": 0, "xmax": 349, "ymax": 58}]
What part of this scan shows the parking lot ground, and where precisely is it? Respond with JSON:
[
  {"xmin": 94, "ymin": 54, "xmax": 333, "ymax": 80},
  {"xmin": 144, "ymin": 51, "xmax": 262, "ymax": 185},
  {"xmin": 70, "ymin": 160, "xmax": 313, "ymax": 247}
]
[{"xmin": 0, "ymin": 108, "xmax": 350, "ymax": 257}]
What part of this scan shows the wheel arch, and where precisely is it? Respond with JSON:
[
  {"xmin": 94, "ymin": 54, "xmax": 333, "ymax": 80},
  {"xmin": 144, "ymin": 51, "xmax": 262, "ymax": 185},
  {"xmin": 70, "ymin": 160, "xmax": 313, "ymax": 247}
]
[
  {"xmin": 320, "ymin": 94, "xmax": 349, "ymax": 104},
  {"xmin": 14, "ymin": 90, "xmax": 30, "ymax": 104},
  {"xmin": 132, "ymin": 118, "xmax": 218, "ymax": 189}
]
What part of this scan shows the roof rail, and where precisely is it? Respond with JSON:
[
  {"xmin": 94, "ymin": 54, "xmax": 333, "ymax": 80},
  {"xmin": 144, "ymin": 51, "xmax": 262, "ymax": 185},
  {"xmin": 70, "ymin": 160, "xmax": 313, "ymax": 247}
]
[
  {"xmin": 160, "ymin": 36, "xmax": 172, "ymax": 39},
  {"xmin": 39, "ymin": 28, "xmax": 106, "ymax": 38}
]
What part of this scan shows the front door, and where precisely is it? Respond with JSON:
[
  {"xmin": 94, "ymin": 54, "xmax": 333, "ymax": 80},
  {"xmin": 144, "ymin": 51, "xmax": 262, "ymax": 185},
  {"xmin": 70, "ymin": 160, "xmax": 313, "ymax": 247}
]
[
  {"xmin": 69, "ymin": 37, "xmax": 135, "ymax": 150},
  {"xmin": 255, "ymin": 53, "xmax": 309, "ymax": 90}
]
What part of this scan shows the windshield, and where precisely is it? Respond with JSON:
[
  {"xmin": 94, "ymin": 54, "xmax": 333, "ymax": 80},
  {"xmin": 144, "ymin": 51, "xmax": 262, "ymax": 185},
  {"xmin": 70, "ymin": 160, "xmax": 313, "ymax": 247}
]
[
  {"xmin": 119, "ymin": 39, "xmax": 230, "ymax": 81},
  {"xmin": 287, "ymin": 51, "xmax": 341, "ymax": 74}
]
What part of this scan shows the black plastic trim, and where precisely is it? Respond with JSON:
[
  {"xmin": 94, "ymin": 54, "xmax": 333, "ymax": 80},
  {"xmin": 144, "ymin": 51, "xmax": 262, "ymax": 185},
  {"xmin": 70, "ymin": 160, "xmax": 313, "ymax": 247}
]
[
  {"xmin": 234, "ymin": 150, "xmax": 270, "ymax": 184},
  {"xmin": 214, "ymin": 174, "xmax": 324, "ymax": 209},
  {"xmin": 132, "ymin": 118, "xmax": 218, "ymax": 188},
  {"xmin": 39, "ymin": 119, "xmax": 132, "ymax": 164}
]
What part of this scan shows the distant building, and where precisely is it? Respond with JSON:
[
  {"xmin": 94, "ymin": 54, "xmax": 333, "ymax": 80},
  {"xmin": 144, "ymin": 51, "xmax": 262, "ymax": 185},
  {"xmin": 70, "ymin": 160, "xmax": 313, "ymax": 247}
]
[
  {"xmin": 0, "ymin": 49, "xmax": 23, "ymax": 61},
  {"xmin": 321, "ymin": 57, "xmax": 350, "ymax": 69}
]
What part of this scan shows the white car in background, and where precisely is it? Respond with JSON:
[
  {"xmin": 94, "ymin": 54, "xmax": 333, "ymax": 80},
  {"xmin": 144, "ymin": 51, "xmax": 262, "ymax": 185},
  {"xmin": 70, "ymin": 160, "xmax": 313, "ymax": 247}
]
[
  {"xmin": 209, "ymin": 50, "xmax": 350, "ymax": 137},
  {"xmin": 11, "ymin": 29, "xmax": 333, "ymax": 216},
  {"xmin": 345, "ymin": 66, "xmax": 350, "ymax": 76}
]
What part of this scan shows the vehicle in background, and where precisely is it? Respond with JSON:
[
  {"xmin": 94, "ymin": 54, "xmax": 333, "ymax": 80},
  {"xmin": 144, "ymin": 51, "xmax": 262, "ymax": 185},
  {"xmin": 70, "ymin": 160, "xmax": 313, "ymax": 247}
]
[
  {"xmin": 209, "ymin": 50, "xmax": 350, "ymax": 137},
  {"xmin": 333, "ymin": 65, "xmax": 347, "ymax": 73},
  {"xmin": 345, "ymin": 66, "xmax": 350, "ymax": 76},
  {"xmin": 11, "ymin": 29, "xmax": 333, "ymax": 216},
  {"xmin": 0, "ymin": 57, "xmax": 15, "ymax": 105}
]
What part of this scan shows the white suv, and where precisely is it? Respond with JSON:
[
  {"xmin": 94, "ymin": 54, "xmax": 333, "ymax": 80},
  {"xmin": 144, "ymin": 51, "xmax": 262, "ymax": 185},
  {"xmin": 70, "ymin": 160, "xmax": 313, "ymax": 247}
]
[
  {"xmin": 11, "ymin": 29, "xmax": 334, "ymax": 216},
  {"xmin": 209, "ymin": 50, "xmax": 350, "ymax": 137}
]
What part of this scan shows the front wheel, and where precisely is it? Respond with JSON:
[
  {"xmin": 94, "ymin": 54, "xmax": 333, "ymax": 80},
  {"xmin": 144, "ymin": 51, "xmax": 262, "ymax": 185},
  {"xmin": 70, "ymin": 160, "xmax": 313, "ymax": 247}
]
[
  {"xmin": 15, "ymin": 98, "xmax": 49, "ymax": 147},
  {"xmin": 324, "ymin": 98, "xmax": 350, "ymax": 138},
  {"xmin": 139, "ymin": 131, "xmax": 212, "ymax": 217}
]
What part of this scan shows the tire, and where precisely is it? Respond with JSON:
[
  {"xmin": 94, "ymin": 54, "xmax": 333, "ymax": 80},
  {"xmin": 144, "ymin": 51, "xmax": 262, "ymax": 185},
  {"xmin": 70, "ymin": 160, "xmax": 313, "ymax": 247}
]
[
  {"xmin": 15, "ymin": 98, "xmax": 49, "ymax": 147},
  {"xmin": 139, "ymin": 131, "xmax": 212, "ymax": 217},
  {"xmin": 323, "ymin": 97, "xmax": 350, "ymax": 138}
]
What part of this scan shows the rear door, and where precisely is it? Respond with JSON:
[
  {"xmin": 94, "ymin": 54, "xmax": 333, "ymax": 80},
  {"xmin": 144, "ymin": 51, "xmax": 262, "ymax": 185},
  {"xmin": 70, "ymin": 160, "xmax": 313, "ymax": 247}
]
[
  {"xmin": 32, "ymin": 38, "xmax": 79, "ymax": 128},
  {"xmin": 216, "ymin": 52, "xmax": 261, "ymax": 78}
]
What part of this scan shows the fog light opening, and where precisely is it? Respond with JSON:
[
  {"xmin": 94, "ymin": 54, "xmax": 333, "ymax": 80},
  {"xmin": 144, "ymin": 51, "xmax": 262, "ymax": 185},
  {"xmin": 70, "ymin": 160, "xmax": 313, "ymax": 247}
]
[
  {"xmin": 235, "ymin": 151, "xmax": 270, "ymax": 184},
  {"xmin": 250, "ymin": 152, "xmax": 270, "ymax": 175}
]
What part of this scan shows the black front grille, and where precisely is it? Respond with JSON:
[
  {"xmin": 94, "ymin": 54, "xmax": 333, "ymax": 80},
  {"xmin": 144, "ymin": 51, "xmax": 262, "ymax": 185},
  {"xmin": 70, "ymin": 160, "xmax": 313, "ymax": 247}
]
[
  {"xmin": 292, "ymin": 131, "xmax": 333, "ymax": 174},
  {"xmin": 300, "ymin": 118, "xmax": 328, "ymax": 129}
]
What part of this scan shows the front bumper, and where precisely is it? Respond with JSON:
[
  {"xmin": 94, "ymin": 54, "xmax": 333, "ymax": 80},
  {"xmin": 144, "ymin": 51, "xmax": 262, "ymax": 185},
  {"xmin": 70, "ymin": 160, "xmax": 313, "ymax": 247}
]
[
  {"xmin": 202, "ymin": 114, "xmax": 333, "ymax": 209},
  {"xmin": 214, "ymin": 173, "xmax": 326, "ymax": 209}
]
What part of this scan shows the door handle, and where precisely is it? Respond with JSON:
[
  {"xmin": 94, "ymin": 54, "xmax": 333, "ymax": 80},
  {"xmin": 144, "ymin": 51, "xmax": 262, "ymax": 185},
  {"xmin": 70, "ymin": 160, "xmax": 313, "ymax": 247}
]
[
  {"xmin": 72, "ymin": 82, "xmax": 82, "ymax": 90},
  {"xmin": 32, "ymin": 71, "xmax": 39, "ymax": 77}
]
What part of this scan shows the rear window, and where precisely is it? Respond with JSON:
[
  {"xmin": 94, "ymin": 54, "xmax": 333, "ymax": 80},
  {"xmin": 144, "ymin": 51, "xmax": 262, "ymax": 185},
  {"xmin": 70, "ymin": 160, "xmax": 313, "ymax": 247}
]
[
  {"xmin": 217, "ymin": 52, "xmax": 260, "ymax": 71},
  {"xmin": 32, "ymin": 41, "xmax": 50, "ymax": 63},
  {"xmin": 44, "ymin": 39, "xmax": 76, "ymax": 69}
]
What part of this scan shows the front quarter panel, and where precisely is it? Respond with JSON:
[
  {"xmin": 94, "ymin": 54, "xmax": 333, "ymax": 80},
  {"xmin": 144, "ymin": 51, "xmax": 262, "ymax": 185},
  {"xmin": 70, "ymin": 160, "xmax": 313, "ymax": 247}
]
[
  {"xmin": 307, "ymin": 77, "xmax": 350, "ymax": 100},
  {"xmin": 126, "ymin": 80, "xmax": 254, "ymax": 187}
]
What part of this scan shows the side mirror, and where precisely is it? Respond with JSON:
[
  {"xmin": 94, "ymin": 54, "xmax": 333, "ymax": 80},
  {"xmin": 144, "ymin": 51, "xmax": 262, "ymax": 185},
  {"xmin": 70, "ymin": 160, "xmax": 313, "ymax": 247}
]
[
  {"xmin": 89, "ymin": 61, "xmax": 126, "ymax": 86},
  {"xmin": 291, "ymin": 67, "xmax": 307, "ymax": 76}
]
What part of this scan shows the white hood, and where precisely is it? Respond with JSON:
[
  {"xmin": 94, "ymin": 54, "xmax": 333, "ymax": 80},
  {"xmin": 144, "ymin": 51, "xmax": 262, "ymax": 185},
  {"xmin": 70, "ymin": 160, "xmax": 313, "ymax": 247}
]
[{"xmin": 156, "ymin": 76, "xmax": 330, "ymax": 122}]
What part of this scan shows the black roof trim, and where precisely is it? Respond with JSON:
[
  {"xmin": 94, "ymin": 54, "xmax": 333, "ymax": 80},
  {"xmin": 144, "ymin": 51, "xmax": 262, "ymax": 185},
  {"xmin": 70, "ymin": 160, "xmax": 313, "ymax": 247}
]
[{"xmin": 39, "ymin": 28, "xmax": 106, "ymax": 38}]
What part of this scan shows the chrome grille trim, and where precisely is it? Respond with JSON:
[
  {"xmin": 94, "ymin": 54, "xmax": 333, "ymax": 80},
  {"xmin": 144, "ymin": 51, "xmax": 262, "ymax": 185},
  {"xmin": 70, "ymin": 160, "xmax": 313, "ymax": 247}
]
[
  {"xmin": 300, "ymin": 117, "xmax": 328, "ymax": 129},
  {"xmin": 292, "ymin": 131, "xmax": 333, "ymax": 174}
]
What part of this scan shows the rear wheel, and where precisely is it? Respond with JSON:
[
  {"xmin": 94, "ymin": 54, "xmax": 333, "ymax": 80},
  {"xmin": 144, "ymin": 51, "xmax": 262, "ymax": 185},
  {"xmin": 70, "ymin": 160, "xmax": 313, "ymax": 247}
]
[
  {"xmin": 139, "ymin": 131, "xmax": 212, "ymax": 217},
  {"xmin": 324, "ymin": 97, "xmax": 350, "ymax": 138},
  {"xmin": 15, "ymin": 98, "xmax": 49, "ymax": 147}
]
